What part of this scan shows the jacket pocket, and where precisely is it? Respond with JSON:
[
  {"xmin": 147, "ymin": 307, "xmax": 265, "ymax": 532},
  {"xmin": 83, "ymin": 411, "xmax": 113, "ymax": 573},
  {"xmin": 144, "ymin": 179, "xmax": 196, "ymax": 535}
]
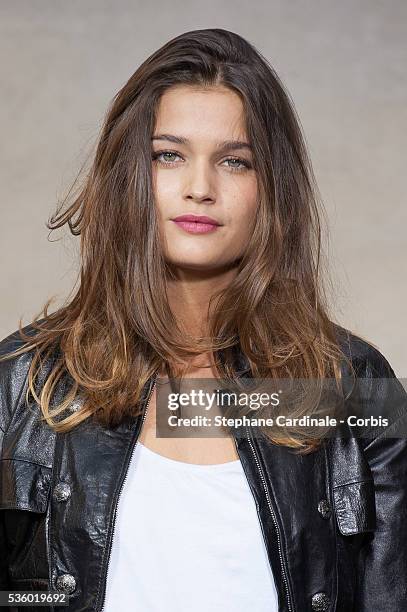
[
  {"xmin": 1, "ymin": 459, "xmax": 51, "ymax": 588},
  {"xmin": 0, "ymin": 458, "xmax": 52, "ymax": 513},
  {"xmin": 333, "ymin": 479, "xmax": 376, "ymax": 535}
]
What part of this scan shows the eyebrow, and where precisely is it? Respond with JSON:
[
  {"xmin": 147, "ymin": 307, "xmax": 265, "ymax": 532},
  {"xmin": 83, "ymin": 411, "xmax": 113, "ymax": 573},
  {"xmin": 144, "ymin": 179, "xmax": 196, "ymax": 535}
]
[{"xmin": 151, "ymin": 133, "xmax": 252, "ymax": 152}]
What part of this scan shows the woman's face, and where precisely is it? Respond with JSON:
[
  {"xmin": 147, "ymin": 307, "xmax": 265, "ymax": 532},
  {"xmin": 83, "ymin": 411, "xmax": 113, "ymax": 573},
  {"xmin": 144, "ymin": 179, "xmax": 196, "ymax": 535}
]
[{"xmin": 152, "ymin": 84, "xmax": 258, "ymax": 273}]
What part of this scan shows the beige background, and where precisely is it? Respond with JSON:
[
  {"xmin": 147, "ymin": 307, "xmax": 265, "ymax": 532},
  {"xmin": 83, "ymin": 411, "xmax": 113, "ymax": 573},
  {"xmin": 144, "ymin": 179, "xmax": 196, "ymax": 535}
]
[{"xmin": 1, "ymin": 1, "xmax": 406, "ymax": 374}]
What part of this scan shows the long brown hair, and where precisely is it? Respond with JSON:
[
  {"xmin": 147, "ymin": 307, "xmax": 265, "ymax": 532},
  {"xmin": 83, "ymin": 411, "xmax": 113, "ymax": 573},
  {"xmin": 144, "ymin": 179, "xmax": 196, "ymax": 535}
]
[{"xmin": 0, "ymin": 28, "xmax": 353, "ymax": 453}]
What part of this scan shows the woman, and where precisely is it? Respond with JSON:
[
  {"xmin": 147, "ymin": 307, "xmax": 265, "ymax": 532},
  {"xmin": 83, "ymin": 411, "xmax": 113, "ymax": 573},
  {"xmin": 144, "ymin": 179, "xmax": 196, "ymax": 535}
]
[{"xmin": 1, "ymin": 28, "xmax": 406, "ymax": 612}]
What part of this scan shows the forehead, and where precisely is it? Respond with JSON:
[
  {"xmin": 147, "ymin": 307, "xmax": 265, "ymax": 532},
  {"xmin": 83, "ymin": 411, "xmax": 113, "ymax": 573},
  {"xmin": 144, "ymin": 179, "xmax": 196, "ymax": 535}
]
[{"xmin": 154, "ymin": 85, "xmax": 248, "ymax": 143}]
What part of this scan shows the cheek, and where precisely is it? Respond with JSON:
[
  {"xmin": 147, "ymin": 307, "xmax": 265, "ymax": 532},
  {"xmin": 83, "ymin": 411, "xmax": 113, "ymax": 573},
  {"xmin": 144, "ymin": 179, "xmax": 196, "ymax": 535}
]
[
  {"xmin": 153, "ymin": 171, "xmax": 178, "ymax": 216},
  {"xmin": 227, "ymin": 180, "xmax": 258, "ymax": 232}
]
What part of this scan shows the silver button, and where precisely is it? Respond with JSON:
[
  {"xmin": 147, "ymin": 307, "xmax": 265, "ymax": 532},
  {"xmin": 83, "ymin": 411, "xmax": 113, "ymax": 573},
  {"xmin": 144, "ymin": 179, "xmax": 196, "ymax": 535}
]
[
  {"xmin": 317, "ymin": 499, "xmax": 331, "ymax": 519},
  {"xmin": 311, "ymin": 592, "xmax": 331, "ymax": 611},
  {"xmin": 56, "ymin": 573, "xmax": 76, "ymax": 594},
  {"xmin": 53, "ymin": 482, "xmax": 71, "ymax": 502}
]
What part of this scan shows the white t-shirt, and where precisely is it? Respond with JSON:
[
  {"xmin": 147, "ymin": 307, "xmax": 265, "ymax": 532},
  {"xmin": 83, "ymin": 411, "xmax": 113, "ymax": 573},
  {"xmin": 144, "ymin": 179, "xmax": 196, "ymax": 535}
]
[{"xmin": 103, "ymin": 441, "xmax": 279, "ymax": 611}]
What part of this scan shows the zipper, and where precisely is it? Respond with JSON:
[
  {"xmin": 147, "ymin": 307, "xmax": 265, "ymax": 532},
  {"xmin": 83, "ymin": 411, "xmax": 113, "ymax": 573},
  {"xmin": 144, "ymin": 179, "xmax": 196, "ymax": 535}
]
[
  {"xmin": 233, "ymin": 427, "xmax": 294, "ymax": 612},
  {"xmin": 99, "ymin": 372, "xmax": 158, "ymax": 612},
  {"xmin": 98, "ymin": 375, "xmax": 293, "ymax": 610},
  {"xmin": 48, "ymin": 440, "xmax": 58, "ymax": 612}
]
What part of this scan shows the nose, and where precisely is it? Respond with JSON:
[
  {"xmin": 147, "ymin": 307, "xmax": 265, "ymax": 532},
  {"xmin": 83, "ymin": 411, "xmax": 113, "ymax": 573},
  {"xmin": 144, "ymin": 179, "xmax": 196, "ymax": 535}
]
[{"xmin": 183, "ymin": 159, "xmax": 216, "ymax": 204}]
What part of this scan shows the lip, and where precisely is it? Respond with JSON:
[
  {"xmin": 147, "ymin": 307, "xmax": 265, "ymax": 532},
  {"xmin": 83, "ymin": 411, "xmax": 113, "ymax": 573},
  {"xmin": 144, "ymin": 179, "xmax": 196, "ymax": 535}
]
[
  {"xmin": 171, "ymin": 214, "xmax": 222, "ymax": 235},
  {"xmin": 172, "ymin": 214, "xmax": 221, "ymax": 225}
]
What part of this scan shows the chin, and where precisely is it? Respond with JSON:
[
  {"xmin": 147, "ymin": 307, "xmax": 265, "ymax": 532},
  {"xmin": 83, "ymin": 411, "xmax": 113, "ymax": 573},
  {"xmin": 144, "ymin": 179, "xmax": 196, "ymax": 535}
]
[
  {"xmin": 165, "ymin": 257, "xmax": 239, "ymax": 275},
  {"xmin": 168, "ymin": 259, "xmax": 221, "ymax": 270}
]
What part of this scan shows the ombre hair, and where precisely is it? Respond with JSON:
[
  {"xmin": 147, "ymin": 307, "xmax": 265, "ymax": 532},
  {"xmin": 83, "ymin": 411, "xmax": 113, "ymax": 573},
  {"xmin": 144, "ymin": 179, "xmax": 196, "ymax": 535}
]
[{"xmin": 0, "ymin": 28, "xmax": 354, "ymax": 453}]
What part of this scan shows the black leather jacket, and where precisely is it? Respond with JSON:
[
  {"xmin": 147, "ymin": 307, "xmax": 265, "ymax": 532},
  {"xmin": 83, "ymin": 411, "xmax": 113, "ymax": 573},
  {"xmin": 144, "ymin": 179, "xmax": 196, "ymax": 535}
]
[{"xmin": 1, "ymin": 324, "xmax": 407, "ymax": 612}]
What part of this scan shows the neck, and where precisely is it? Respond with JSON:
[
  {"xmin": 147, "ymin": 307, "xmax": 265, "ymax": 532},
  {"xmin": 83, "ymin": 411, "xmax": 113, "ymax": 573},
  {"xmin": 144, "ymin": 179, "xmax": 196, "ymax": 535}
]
[{"xmin": 165, "ymin": 264, "xmax": 238, "ymax": 337}]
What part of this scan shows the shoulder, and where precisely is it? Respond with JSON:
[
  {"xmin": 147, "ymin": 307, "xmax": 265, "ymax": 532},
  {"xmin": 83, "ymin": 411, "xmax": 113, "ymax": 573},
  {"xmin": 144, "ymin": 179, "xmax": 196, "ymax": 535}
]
[
  {"xmin": 332, "ymin": 323, "xmax": 397, "ymax": 378},
  {"xmin": 0, "ymin": 322, "xmax": 42, "ymax": 433},
  {"xmin": 332, "ymin": 323, "xmax": 407, "ymax": 440},
  {"xmin": 0, "ymin": 322, "xmax": 40, "ymax": 357}
]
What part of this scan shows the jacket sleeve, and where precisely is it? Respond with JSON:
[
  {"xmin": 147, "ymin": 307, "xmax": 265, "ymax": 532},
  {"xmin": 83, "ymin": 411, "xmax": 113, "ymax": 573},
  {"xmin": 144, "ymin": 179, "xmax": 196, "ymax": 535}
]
[
  {"xmin": 0, "ymin": 348, "xmax": 11, "ymax": 590},
  {"xmin": 0, "ymin": 327, "xmax": 36, "ymax": 591},
  {"xmin": 354, "ymin": 345, "xmax": 407, "ymax": 610},
  {"xmin": 0, "ymin": 478, "xmax": 10, "ymax": 590},
  {"xmin": 0, "ymin": 354, "xmax": 12, "ymax": 591}
]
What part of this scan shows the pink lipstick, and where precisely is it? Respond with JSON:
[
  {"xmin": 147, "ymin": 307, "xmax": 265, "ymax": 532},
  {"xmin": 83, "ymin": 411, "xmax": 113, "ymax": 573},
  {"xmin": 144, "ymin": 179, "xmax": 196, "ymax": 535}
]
[{"xmin": 172, "ymin": 214, "xmax": 222, "ymax": 234}]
